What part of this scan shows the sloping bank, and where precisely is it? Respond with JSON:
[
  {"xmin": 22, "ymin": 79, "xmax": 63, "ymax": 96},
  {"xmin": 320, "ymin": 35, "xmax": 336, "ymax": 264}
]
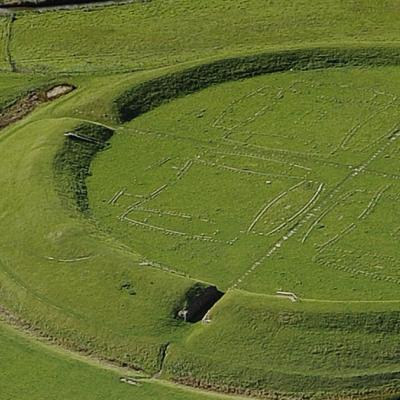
[{"xmin": 0, "ymin": 116, "xmax": 201, "ymax": 375}]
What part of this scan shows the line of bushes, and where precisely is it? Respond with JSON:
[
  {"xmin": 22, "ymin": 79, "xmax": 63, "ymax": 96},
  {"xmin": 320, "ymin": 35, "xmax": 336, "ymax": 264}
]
[{"xmin": 115, "ymin": 46, "xmax": 400, "ymax": 123}]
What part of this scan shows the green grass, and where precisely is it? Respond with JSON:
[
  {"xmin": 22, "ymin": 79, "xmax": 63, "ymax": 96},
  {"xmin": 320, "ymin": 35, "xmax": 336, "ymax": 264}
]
[
  {"xmin": 1, "ymin": 56, "xmax": 400, "ymax": 398},
  {"xmin": 1, "ymin": 3, "xmax": 400, "ymax": 399},
  {"xmin": 6, "ymin": 0, "xmax": 400, "ymax": 73},
  {"xmin": 89, "ymin": 66, "xmax": 400, "ymax": 300},
  {"xmin": 165, "ymin": 291, "xmax": 400, "ymax": 399},
  {"xmin": 0, "ymin": 320, "xmax": 241, "ymax": 400}
]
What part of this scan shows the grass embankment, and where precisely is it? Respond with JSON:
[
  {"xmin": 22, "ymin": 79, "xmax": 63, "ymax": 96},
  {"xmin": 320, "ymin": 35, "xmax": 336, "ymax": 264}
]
[
  {"xmin": 1, "ymin": 0, "xmax": 399, "ymax": 73},
  {"xmin": 165, "ymin": 292, "xmax": 400, "ymax": 399},
  {"xmin": 114, "ymin": 46, "xmax": 400, "ymax": 120},
  {"xmin": 0, "ymin": 113, "xmax": 200, "ymax": 374},
  {"xmin": 0, "ymin": 320, "xmax": 241, "ymax": 400},
  {"xmin": 54, "ymin": 123, "xmax": 114, "ymax": 213}
]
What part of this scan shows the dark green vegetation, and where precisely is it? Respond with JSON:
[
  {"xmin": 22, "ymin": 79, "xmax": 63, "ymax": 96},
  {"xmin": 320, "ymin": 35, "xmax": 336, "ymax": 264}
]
[
  {"xmin": 0, "ymin": 1, "xmax": 400, "ymax": 399},
  {"xmin": 54, "ymin": 123, "xmax": 114, "ymax": 213},
  {"xmin": 115, "ymin": 47, "xmax": 400, "ymax": 121}
]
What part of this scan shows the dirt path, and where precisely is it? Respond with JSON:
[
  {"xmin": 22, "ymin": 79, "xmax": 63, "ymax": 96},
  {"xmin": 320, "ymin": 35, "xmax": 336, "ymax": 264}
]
[{"xmin": 0, "ymin": 84, "xmax": 75, "ymax": 130}]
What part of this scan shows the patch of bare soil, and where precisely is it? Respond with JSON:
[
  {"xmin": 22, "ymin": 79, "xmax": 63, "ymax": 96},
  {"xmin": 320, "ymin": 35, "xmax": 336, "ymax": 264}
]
[
  {"xmin": 0, "ymin": 84, "xmax": 75, "ymax": 130},
  {"xmin": 46, "ymin": 84, "xmax": 74, "ymax": 100}
]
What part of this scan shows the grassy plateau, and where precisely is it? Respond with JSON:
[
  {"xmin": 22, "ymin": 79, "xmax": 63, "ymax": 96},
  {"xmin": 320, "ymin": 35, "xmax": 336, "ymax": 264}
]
[{"xmin": 0, "ymin": 1, "xmax": 399, "ymax": 399}]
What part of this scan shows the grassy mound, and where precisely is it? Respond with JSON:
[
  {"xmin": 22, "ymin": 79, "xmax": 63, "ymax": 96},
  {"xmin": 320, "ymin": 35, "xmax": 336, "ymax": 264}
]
[{"xmin": 165, "ymin": 292, "xmax": 400, "ymax": 399}]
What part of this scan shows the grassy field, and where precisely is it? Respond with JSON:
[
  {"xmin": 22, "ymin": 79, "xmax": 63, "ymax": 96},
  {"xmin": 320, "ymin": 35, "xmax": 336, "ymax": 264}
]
[
  {"xmin": 0, "ymin": 0, "xmax": 398, "ymax": 73},
  {"xmin": 89, "ymin": 66, "xmax": 400, "ymax": 300},
  {"xmin": 0, "ymin": 59, "xmax": 398, "ymax": 398},
  {"xmin": 0, "ymin": 1, "xmax": 400, "ymax": 399}
]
